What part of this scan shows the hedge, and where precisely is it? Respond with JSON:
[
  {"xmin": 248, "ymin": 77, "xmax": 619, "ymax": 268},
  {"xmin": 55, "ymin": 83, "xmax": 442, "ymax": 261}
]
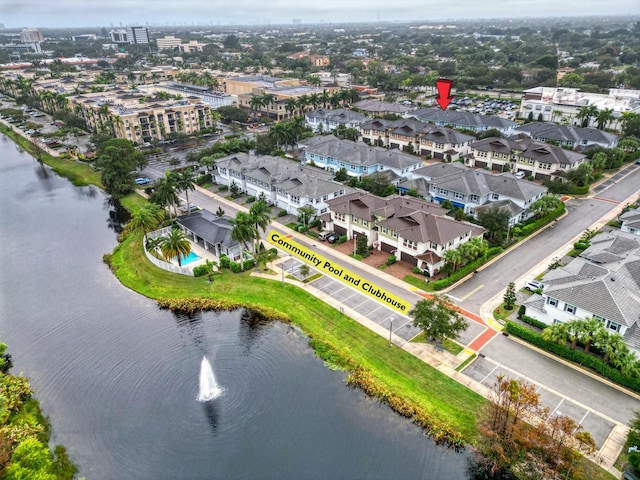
[
  {"xmin": 519, "ymin": 315, "xmax": 548, "ymax": 330},
  {"xmin": 518, "ymin": 204, "xmax": 565, "ymax": 237},
  {"xmin": 566, "ymin": 184, "xmax": 590, "ymax": 195},
  {"xmin": 504, "ymin": 322, "xmax": 640, "ymax": 393},
  {"xmin": 431, "ymin": 247, "xmax": 502, "ymax": 291}
]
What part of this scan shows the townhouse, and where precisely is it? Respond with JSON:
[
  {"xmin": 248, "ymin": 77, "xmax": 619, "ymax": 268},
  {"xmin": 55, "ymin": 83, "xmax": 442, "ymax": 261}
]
[
  {"xmin": 359, "ymin": 118, "xmax": 475, "ymax": 160},
  {"xmin": 620, "ymin": 210, "xmax": 640, "ymax": 236},
  {"xmin": 427, "ymin": 168, "xmax": 547, "ymax": 223},
  {"xmin": 522, "ymin": 231, "xmax": 640, "ymax": 355},
  {"xmin": 299, "ymin": 135, "xmax": 423, "ymax": 180},
  {"xmin": 214, "ymin": 153, "xmax": 352, "ymax": 216},
  {"xmin": 305, "ymin": 108, "xmax": 369, "ymax": 133},
  {"xmin": 513, "ymin": 122, "xmax": 619, "ymax": 149},
  {"xmin": 466, "ymin": 135, "xmax": 587, "ymax": 181},
  {"xmin": 325, "ymin": 192, "xmax": 485, "ymax": 276},
  {"xmin": 408, "ymin": 107, "xmax": 518, "ymax": 135}
]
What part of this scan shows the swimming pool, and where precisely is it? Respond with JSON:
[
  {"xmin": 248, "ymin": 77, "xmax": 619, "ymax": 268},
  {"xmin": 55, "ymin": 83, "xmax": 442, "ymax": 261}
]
[{"xmin": 177, "ymin": 251, "xmax": 201, "ymax": 266}]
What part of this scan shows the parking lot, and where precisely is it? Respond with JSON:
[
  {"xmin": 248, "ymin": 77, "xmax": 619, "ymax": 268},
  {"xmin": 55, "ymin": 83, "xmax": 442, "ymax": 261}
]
[
  {"xmin": 462, "ymin": 354, "xmax": 617, "ymax": 448},
  {"xmin": 281, "ymin": 257, "xmax": 422, "ymax": 340}
]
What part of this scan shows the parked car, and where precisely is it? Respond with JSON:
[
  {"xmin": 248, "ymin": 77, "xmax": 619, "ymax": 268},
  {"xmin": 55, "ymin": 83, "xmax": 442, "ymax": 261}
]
[
  {"xmin": 524, "ymin": 280, "xmax": 544, "ymax": 292},
  {"xmin": 326, "ymin": 233, "xmax": 340, "ymax": 243},
  {"xmin": 317, "ymin": 231, "xmax": 335, "ymax": 241},
  {"xmin": 135, "ymin": 177, "xmax": 152, "ymax": 185},
  {"xmin": 514, "ymin": 171, "xmax": 525, "ymax": 179}
]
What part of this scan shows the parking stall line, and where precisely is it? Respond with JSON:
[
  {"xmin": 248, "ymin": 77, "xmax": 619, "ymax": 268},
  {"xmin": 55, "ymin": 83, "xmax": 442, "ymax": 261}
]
[
  {"xmin": 548, "ymin": 399, "xmax": 565, "ymax": 418},
  {"xmin": 481, "ymin": 365, "xmax": 499, "ymax": 384}
]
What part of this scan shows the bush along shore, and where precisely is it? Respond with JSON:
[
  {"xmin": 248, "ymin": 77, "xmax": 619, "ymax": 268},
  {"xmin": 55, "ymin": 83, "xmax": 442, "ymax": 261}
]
[{"xmin": 0, "ymin": 343, "xmax": 77, "ymax": 479}]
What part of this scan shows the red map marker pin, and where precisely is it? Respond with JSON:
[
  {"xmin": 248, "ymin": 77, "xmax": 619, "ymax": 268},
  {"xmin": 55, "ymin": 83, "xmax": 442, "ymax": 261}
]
[{"xmin": 435, "ymin": 79, "xmax": 453, "ymax": 110}]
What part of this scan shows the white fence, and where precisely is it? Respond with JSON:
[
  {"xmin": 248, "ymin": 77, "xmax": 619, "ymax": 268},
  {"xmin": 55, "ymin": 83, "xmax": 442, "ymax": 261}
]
[{"xmin": 144, "ymin": 227, "xmax": 194, "ymax": 276}]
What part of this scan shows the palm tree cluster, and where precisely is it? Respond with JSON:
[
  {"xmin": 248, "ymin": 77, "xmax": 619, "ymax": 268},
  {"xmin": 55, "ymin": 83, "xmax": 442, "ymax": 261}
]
[
  {"xmin": 443, "ymin": 237, "xmax": 489, "ymax": 272},
  {"xmin": 149, "ymin": 167, "xmax": 198, "ymax": 218},
  {"xmin": 575, "ymin": 105, "xmax": 615, "ymax": 130},
  {"xmin": 267, "ymin": 116, "xmax": 308, "ymax": 149},
  {"xmin": 542, "ymin": 318, "xmax": 640, "ymax": 377},
  {"xmin": 250, "ymin": 88, "xmax": 361, "ymax": 119},
  {"xmin": 229, "ymin": 200, "xmax": 272, "ymax": 255}
]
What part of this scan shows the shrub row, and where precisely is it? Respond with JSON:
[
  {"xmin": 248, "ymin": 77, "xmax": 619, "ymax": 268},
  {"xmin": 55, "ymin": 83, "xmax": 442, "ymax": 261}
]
[
  {"xmin": 567, "ymin": 184, "xmax": 590, "ymax": 195},
  {"xmin": 346, "ymin": 366, "xmax": 465, "ymax": 449},
  {"xmin": 519, "ymin": 314, "xmax": 548, "ymax": 330},
  {"xmin": 519, "ymin": 204, "xmax": 566, "ymax": 237},
  {"xmin": 504, "ymin": 322, "xmax": 640, "ymax": 393},
  {"xmin": 431, "ymin": 247, "xmax": 502, "ymax": 291}
]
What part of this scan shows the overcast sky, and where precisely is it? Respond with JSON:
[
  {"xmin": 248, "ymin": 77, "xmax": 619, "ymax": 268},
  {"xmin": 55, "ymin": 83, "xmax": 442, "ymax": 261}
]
[{"xmin": 2, "ymin": 0, "xmax": 639, "ymax": 29}]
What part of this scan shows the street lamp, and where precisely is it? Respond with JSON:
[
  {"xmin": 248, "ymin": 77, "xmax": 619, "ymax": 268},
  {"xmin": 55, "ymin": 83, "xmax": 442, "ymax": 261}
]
[{"xmin": 389, "ymin": 317, "xmax": 394, "ymax": 346}]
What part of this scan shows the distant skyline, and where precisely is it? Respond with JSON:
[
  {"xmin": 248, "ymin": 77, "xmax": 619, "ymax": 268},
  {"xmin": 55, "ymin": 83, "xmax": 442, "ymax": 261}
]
[{"xmin": 2, "ymin": 0, "xmax": 639, "ymax": 29}]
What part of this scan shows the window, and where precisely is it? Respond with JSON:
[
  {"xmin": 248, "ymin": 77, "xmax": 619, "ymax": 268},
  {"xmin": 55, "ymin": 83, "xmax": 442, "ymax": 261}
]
[
  {"xmin": 454, "ymin": 192, "xmax": 464, "ymax": 200},
  {"xmin": 546, "ymin": 297, "xmax": 558, "ymax": 307},
  {"xmin": 392, "ymin": 230, "xmax": 398, "ymax": 238},
  {"xmin": 363, "ymin": 219, "xmax": 368, "ymax": 227},
  {"xmin": 381, "ymin": 227, "xmax": 388, "ymax": 234},
  {"xmin": 492, "ymin": 193, "xmax": 499, "ymax": 200},
  {"xmin": 470, "ymin": 194, "xmax": 479, "ymax": 202},
  {"xmin": 606, "ymin": 320, "xmax": 620, "ymax": 332},
  {"xmin": 352, "ymin": 215, "xmax": 359, "ymax": 224},
  {"xmin": 564, "ymin": 304, "xmax": 576, "ymax": 314}
]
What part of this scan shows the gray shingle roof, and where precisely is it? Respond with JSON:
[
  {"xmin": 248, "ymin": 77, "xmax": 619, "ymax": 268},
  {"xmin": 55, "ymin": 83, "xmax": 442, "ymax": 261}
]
[
  {"xmin": 301, "ymin": 137, "xmax": 422, "ymax": 170},
  {"xmin": 514, "ymin": 122, "xmax": 618, "ymax": 146},
  {"xmin": 306, "ymin": 108, "xmax": 369, "ymax": 124},
  {"xmin": 540, "ymin": 232, "xmax": 640, "ymax": 328},
  {"xmin": 177, "ymin": 210, "xmax": 239, "ymax": 249},
  {"xmin": 409, "ymin": 107, "xmax": 517, "ymax": 131}
]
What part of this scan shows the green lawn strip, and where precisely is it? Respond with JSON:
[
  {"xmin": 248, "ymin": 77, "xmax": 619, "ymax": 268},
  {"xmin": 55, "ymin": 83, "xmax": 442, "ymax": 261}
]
[
  {"xmin": 493, "ymin": 302, "xmax": 516, "ymax": 321},
  {"xmin": 109, "ymin": 232, "xmax": 485, "ymax": 441},
  {"xmin": 1, "ymin": 124, "xmax": 103, "ymax": 188},
  {"xmin": 120, "ymin": 191, "xmax": 148, "ymax": 212},
  {"xmin": 403, "ymin": 274, "xmax": 432, "ymax": 291}
]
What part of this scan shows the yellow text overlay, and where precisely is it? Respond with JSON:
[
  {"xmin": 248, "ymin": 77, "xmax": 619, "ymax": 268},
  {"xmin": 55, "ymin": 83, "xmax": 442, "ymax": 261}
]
[{"xmin": 267, "ymin": 231, "xmax": 411, "ymax": 314}]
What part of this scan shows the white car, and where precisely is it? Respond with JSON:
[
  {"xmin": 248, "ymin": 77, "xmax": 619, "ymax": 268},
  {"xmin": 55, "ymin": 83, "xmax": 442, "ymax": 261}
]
[
  {"xmin": 524, "ymin": 280, "xmax": 544, "ymax": 292},
  {"xmin": 514, "ymin": 171, "xmax": 525, "ymax": 179}
]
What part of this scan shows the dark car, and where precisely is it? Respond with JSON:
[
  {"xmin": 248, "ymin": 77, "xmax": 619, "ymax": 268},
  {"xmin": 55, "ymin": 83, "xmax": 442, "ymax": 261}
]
[{"xmin": 326, "ymin": 233, "xmax": 340, "ymax": 243}]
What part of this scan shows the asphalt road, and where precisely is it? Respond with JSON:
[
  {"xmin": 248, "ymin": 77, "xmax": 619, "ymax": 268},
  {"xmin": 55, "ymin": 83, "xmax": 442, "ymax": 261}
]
[{"xmin": 449, "ymin": 164, "xmax": 640, "ymax": 312}]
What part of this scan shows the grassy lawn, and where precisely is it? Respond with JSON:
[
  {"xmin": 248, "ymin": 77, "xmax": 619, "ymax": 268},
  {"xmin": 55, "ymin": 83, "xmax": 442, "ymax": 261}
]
[
  {"xmin": 403, "ymin": 274, "xmax": 432, "ymax": 291},
  {"xmin": 493, "ymin": 302, "xmax": 517, "ymax": 321},
  {"xmin": 109, "ymin": 230, "xmax": 485, "ymax": 442},
  {"xmin": 410, "ymin": 332, "xmax": 464, "ymax": 355}
]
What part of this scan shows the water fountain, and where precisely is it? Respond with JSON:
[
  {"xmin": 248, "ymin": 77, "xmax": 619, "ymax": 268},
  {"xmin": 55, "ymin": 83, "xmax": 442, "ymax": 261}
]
[{"xmin": 197, "ymin": 356, "xmax": 223, "ymax": 402}]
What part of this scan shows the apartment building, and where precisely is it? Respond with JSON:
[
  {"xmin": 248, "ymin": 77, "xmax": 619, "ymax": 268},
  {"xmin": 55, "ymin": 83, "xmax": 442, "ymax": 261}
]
[
  {"xmin": 513, "ymin": 122, "xmax": 619, "ymax": 149},
  {"xmin": 408, "ymin": 107, "xmax": 518, "ymax": 134},
  {"xmin": 305, "ymin": 108, "xmax": 369, "ymax": 133},
  {"xmin": 66, "ymin": 89, "xmax": 212, "ymax": 143}
]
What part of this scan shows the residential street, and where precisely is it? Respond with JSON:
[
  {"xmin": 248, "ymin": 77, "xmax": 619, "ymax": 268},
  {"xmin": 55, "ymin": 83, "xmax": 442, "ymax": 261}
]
[{"xmin": 144, "ymin": 159, "xmax": 640, "ymax": 462}]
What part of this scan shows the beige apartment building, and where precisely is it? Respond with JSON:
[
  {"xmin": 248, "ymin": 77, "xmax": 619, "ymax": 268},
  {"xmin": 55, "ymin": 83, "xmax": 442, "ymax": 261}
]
[{"xmin": 67, "ymin": 89, "xmax": 212, "ymax": 143}]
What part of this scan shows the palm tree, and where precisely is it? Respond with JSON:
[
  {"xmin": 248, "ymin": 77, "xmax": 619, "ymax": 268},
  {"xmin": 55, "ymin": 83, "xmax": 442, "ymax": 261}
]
[
  {"xmin": 127, "ymin": 204, "xmax": 165, "ymax": 235},
  {"xmin": 444, "ymin": 248, "xmax": 463, "ymax": 272},
  {"xmin": 542, "ymin": 323, "xmax": 569, "ymax": 346},
  {"xmin": 600, "ymin": 333, "xmax": 627, "ymax": 364},
  {"xmin": 297, "ymin": 94, "xmax": 310, "ymax": 114},
  {"xmin": 151, "ymin": 172, "xmax": 179, "ymax": 219},
  {"xmin": 230, "ymin": 211, "xmax": 258, "ymax": 253},
  {"xmin": 270, "ymin": 122, "xmax": 292, "ymax": 149},
  {"xmin": 289, "ymin": 116, "xmax": 306, "ymax": 144},
  {"xmin": 249, "ymin": 200, "xmax": 271, "ymax": 234},
  {"xmin": 159, "ymin": 228, "xmax": 192, "ymax": 266},
  {"xmin": 610, "ymin": 348, "xmax": 639, "ymax": 377},
  {"xmin": 575, "ymin": 105, "xmax": 598, "ymax": 128},
  {"xmin": 249, "ymin": 95, "xmax": 263, "ymax": 115},
  {"xmin": 565, "ymin": 320, "xmax": 582, "ymax": 350},
  {"xmin": 309, "ymin": 93, "xmax": 322, "ymax": 109},
  {"xmin": 262, "ymin": 93, "xmax": 276, "ymax": 117},
  {"xmin": 320, "ymin": 89, "xmax": 331, "ymax": 109},
  {"xmin": 176, "ymin": 168, "xmax": 197, "ymax": 213},
  {"xmin": 144, "ymin": 236, "xmax": 164, "ymax": 258},
  {"xmin": 578, "ymin": 318, "xmax": 605, "ymax": 354},
  {"xmin": 284, "ymin": 98, "xmax": 298, "ymax": 118},
  {"xmin": 596, "ymin": 108, "xmax": 614, "ymax": 130}
]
